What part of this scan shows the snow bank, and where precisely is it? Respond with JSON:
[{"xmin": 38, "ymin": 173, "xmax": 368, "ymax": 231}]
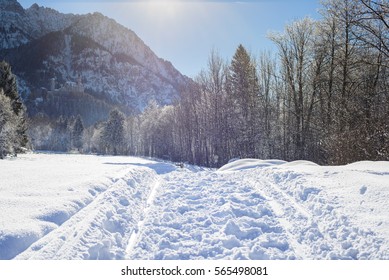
[
  {"xmin": 343, "ymin": 161, "xmax": 389, "ymax": 173},
  {"xmin": 281, "ymin": 160, "xmax": 319, "ymax": 167},
  {"xmin": 218, "ymin": 158, "xmax": 286, "ymax": 172}
]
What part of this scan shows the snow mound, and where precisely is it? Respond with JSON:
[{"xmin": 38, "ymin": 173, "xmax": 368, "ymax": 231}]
[
  {"xmin": 343, "ymin": 161, "xmax": 389, "ymax": 174},
  {"xmin": 281, "ymin": 160, "xmax": 319, "ymax": 167},
  {"xmin": 218, "ymin": 159, "xmax": 286, "ymax": 172}
]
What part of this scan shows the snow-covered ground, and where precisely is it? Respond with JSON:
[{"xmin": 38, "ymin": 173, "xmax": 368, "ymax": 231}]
[{"xmin": 1, "ymin": 154, "xmax": 388, "ymax": 260}]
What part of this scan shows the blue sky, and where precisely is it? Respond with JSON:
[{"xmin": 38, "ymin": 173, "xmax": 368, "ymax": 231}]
[{"xmin": 18, "ymin": 0, "xmax": 321, "ymax": 78}]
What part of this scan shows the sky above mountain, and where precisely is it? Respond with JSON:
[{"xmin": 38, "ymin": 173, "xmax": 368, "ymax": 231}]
[{"xmin": 17, "ymin": 0, "xmax": 321, "ymax": 78}]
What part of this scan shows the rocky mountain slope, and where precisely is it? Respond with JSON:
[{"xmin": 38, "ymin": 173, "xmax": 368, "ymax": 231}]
[{"xmin": 0, "ymin": 0, "xmax": 189, "ymax": 117}]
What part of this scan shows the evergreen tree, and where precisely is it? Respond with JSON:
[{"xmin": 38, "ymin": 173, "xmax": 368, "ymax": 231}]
[
  {"xmin": 0, "ymin": 61, "xmax": 28, "ymax": 154},
  {"xmin": 101, "ymin": 109, "xmax": 125, "ymax": 155},
  {"xmin": 229, "ymin": 45, "xmax": 260, "ymax": 158},
  {"xmin": 0, "ymin": 61, "xmax": 23, "ymax": 116},
  {"xmin": 0, "ymin": 90, "xmax": 19, "ymax": 158},
  {"xmin": 72, "ymin": 115, "xmax": 84, "ymax": 152},
  {"xmin": 50, "ymin": 116, "xmax": 71, "ymax": 152}
]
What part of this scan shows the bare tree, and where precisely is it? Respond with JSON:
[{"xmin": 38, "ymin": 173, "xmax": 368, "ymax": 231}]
[
  {"xmin": 352, "ymin": 0, "xmax": 389, "ymax": 60},
  {"xmin": 269, "ymin": 18, "xmax": 318, "ymax": 159}
]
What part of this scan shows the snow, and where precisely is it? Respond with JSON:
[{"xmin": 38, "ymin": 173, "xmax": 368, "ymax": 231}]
[
  {"xmin": 0, "ymin": 153, "xmax": 162, "ymax": 259},
  {"xmin": 1, "ymin": 153, "xmax": 389, "ymax": 259},
  {"xmin": 218, "ymin": 158, "xmax": 286, "ymax": 172}
]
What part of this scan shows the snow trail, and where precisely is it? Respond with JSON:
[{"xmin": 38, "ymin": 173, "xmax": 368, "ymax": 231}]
[
  {"xmin": 252, "ymin": 167, "xmax": 388, "ymax": 259},
  {"xmin": 15, "ymin": 167, "xmax": 159, "ymax": 260},
  {"xmin": 251, "ymin": 181, "xmax": 311, "ymax": 259},
  {"xmin": 2, "ymin": 154, "xmax": 389, "ymax": 260},
  {"xmin": 125, "ymin": 179, "xmax": 161, "ymax": 256},
  {"xmin": 126, "ymin": 163, "xmax": 389, "ymax": 260},
  {"xmin": 128, "ymin": 170, "xmax": 296, "ymax": 260}
]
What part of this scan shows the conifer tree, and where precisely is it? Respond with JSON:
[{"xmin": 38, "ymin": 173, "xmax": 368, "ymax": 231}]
[
  {"xmin": 0, "ymin": 61, "xmax": 28, "ymax": 154},
  {"xmin": 72, "ymin": 115, "xmax": 84, "ymax": 152},
  {"xmin": 50, "ymin": 116, "xmax": 71, "ymax": 152},
  {"xmin": 101, "ymin": 109, "xmax": 125, "ymax": 155},
  {"xmin": 0, "ymin": 62, "xmax": 23, "ymax": 115},
  {"xmin": 0, "ymin": 90, "xmax": 19, "ymax": 158},
  {"xmin": 229, "ymin": 45, "xmax": 260, "ymax": 158}
]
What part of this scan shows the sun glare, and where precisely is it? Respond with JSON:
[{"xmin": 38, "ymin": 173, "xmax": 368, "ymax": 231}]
[{"xmin": 143, "ymin": 0, "xmax": 181, "ymax": 19}]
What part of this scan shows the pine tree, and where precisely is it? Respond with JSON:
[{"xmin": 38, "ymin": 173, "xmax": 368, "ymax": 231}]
[
  {"xmin": 72, "ymin": 115, "xmax": 84, "ymax": 152},
  {"xmin": 50, "ymin": 116, "xmax": 71, "ymax": 152},
  {"xmin": 0, "ymin": 90, "xmax": 18, "ymax": 158},
  {"xmin": 0, "ymin": 61, "xmax": 28, "ymax": 154},
  {"xmin": 0, "ymin": 61, "xmax": 23, "ymax": 116},
  {"xmin": 229, "ymin": 45, "xmax": 260, "ymax": 158},
  {"xmin": 101, "ymin": 109, "xmax": 125, "ymax": 155}
]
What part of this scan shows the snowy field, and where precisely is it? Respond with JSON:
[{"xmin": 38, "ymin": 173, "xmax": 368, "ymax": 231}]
[{"xmin": 1, "ymin": 153, "xmax": 389, "ymax": 260}]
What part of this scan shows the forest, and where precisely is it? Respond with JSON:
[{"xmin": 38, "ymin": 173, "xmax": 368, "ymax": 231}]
[{"xmin": 1, "ymin": 0, "xmax": 389, "ymax": 167}]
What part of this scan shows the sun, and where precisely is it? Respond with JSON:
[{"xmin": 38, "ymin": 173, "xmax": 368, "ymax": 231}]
[{"xmin": 143, "ymin": 0, "xmax": 182, "ymax": 19}]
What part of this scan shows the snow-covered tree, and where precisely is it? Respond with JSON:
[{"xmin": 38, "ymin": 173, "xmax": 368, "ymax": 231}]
[
  {"xmin": 0, "ymin": 62, "xmax": 23, "ymax": 116},
  {"xmin": 269, "ymin": 18, "xmax": 319, "ymax": 160},
  {"xmin": 48, "ymin": 116, "xmax": 71, "ymax": 152},
  {"xmin": 71, "ymin": 115, "xmax": 84, "ymax": 152},
  {"xmin": 228, "ymin": 44, "xmax": 260, "ymax": 158},
  {"xmin": 195, "ymin": 50, "xmax": 230, "ymax": 166},
  {"xmin": 352, "ymin": 0, "xmax": 389, "ymax": 60},
  {"xmin": 0, "ymin": 61, "xmax": 28, "ymax": 153},
  {"xmin": 0, "ymin": 90, "xmax": 19, "ymax": 158},
  {"xmin": 101, "ymin": 109, "xmax": 125, "ymax": 155}
]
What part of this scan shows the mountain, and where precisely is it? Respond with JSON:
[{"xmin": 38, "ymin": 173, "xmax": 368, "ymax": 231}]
[
  {"xmin": 0, "ymin": 0, "xmax": 189, "ymax": 121},
  {"xmin": 0, "ymin": 0, "xmax": 77, "ymax": 52}
]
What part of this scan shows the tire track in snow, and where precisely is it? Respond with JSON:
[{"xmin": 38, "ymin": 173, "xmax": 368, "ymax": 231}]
[
  {"xmin": 251, "ymin": 180, "xmax": 311, "ymax": 259},
  {"xmin": 250, "ymin": 170, "xmax": 386, "ymax": 259},
  {"xmin": 14, "ymin": 167, "xmax": 159, "ymax": 260},
  {"xmin": 128, "ymin": 170, "xmax": 297, "ymax": 260},
  {"xmin": 251, "ymin": 175, "xmax": 347, "ymax": 259},
  {"xmin": 250, "ymin": 177, "xmax": 324, "ymax": 259},
  {"xmin": 125, "ymin": 179, "xmax": 161, "ymax": 257}
]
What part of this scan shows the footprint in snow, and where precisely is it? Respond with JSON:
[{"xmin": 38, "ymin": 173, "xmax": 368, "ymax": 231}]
[{"xmin": 360, "ymin": 186, "xmax": 367, "ymax": 195}]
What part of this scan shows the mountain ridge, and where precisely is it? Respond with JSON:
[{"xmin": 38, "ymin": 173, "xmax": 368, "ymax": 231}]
[{"xmin": 0, "ymin": 0, "xmax": 189, "ymax": 118}]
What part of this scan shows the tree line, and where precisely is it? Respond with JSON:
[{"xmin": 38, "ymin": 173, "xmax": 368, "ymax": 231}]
[
  {"xmin": 3, "ymin": 0, "xmax": 389, "ymax": 167},
  {"xmin": 121, "ymin": 0, "xmax": 389, "ymax": 166}
]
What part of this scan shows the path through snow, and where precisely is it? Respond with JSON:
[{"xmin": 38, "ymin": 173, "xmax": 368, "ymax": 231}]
[
  {"xmin": 128, "ymin": 170, "xmax": 292, "ymax": 259},
  {"xmin": 1, "ymin": 154, "xmax": 388, "ymax": 260},
  {"xmin": 128, "ymin": 163, "xmax": 388, "ymax": 260}
]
